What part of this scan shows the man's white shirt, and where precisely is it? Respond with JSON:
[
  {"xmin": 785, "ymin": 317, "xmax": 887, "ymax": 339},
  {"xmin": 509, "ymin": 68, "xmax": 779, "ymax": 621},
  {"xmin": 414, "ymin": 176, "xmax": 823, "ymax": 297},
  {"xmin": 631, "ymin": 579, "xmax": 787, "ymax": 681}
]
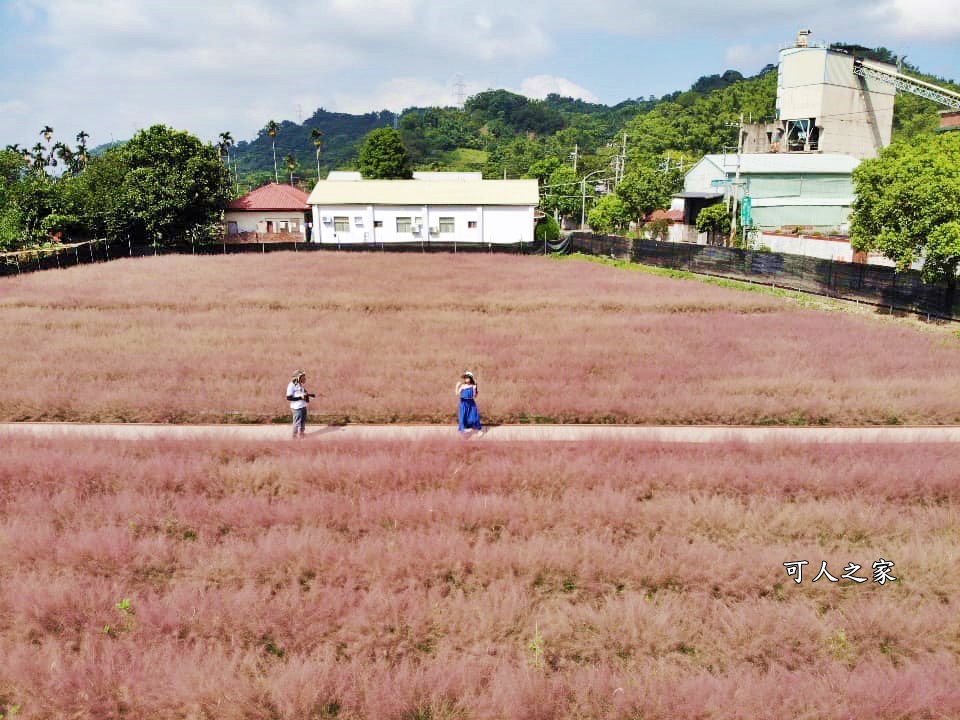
[{"xmin": 287, "ymin": 381, "xmax": 307, "ymax": 410}]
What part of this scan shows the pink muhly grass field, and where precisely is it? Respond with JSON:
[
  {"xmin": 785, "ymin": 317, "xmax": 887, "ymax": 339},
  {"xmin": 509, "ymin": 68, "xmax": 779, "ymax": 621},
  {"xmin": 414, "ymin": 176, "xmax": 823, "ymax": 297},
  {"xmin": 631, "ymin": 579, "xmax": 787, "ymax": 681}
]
[
  {"xmin": 1, "ymin": 435, "xmax": 958, "ymax": 718},
  {"xmin": 1, "ymin": 253, "xmax": 960, "ymax": 425}
]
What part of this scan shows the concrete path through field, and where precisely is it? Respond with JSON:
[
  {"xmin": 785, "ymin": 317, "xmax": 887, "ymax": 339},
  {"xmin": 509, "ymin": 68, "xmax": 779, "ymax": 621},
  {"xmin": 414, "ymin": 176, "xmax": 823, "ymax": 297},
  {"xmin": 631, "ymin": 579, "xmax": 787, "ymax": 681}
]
[{"xmin": 3, "ymin": 422, "xmax": 960, "ymax": 443}]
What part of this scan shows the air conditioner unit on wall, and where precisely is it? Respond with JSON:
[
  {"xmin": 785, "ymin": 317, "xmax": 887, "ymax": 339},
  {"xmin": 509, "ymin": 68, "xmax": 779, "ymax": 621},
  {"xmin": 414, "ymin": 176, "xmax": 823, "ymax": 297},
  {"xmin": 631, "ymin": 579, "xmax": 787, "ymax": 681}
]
[{"xmin": 411, "ymin": 224, "xmax": 422, "ymax": 233}]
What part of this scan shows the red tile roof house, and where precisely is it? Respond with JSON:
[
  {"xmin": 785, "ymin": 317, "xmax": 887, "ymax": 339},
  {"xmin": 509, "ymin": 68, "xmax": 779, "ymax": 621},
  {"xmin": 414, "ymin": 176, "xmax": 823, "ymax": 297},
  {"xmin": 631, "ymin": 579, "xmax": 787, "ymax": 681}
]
[{"xmin": 223, "ymin": 183, "xmax": 311, "ymax": 242}]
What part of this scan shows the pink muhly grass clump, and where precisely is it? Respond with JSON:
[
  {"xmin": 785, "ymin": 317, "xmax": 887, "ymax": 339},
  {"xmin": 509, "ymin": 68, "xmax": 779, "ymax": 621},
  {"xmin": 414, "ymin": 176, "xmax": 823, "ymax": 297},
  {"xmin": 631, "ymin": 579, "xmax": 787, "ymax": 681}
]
[
  {"xmin": 2, "ymin": 434, "xmax": 960, "ymax": 717},
  {"xmin": 3, "ymin": 253, "xmax": 960, "ymax": 424}
]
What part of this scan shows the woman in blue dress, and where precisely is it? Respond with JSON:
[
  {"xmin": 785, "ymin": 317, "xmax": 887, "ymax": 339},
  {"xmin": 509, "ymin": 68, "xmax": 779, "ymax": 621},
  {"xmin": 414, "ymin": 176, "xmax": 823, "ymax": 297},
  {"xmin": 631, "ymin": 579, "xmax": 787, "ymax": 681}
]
[{"xmin": 456, "ymin": 371, "xmax": 483, "ymax": 434}]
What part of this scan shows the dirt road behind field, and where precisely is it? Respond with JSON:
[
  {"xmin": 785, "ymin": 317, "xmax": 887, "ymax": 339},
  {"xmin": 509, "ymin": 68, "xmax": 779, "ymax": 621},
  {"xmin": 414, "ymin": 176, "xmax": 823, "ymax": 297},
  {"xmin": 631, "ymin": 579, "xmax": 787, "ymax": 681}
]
[{"xmin": 4, "ymin": 422, "xmax": 960, "ymax": 443}]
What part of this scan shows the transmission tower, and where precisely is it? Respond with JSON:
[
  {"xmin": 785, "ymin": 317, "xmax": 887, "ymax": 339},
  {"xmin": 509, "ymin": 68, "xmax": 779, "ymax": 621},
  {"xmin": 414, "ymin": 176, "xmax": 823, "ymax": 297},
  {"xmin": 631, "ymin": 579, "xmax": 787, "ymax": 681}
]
[{"xmin": 453, "ymin": 74, "xmax": 467, "ymax": 108}]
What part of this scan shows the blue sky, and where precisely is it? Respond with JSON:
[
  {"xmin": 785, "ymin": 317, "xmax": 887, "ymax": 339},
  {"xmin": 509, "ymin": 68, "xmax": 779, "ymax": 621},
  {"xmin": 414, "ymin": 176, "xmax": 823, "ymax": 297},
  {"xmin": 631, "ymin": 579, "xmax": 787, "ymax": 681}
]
[{"xmin": 1, "ymin": 0, "xmax": 957, "ymax": 149}]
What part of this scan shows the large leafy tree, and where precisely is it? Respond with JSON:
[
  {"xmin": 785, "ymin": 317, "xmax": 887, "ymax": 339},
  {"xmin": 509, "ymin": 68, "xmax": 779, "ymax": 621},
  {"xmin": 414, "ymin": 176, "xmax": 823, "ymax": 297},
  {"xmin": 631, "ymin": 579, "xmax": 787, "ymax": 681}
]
[
  {"xmin": 82, "ymin": 125, "xmax": 230, "ymax": 246},
  {"xmin": 588, "ymin": 194, "xmax": 631, "ymax": 235},
  {"xmin": 358, "ymin": 127, "xmax": 412, "ymax": 179},
  {"xmin": 0, "ymin": 149, "xmax": 28, "ymax": 249},
  {"xmin": 540, "ymin": 166, "xmax": 581, "ymax": 219},
  {"xmin": 524, "ymin": 157, "xmax": 561, "ymax": 184},
  {"xmin": 695, "ymin": 202, "xmax": 731, "ymax": 244},
  {"xmin": 67, "ymin": 149, "xmax": 127, "ymax": 241},
  {"xmin": 483, "ymin": 135, "xmax": 543, "ymax": 179},
  {"xmin": 616, "ymin": 165, "xmax": 681, "ymax": 224},
  {"xmin": 850, "ymin": 132, "xmax": 960, "ymax": 291}
]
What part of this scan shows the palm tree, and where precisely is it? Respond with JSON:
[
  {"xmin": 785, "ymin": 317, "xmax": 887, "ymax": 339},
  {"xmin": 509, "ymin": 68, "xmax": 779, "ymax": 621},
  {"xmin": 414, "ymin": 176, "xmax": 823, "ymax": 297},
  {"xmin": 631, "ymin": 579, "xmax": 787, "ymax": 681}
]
[
  {"xmin": 284, "ymin": 154, "xmax": 298, "ymax": 185},
  {"xmin": 217, "ymin": 131, "xmax": 234, "ymax": 188},
  {"xmin": 217, "ymin": 131, "xmax": 233, "ymax": 162},
  {"xmin": 310, "ymin": 128, "xmax": 323, "ymax": 181},
  {"xmin": 75, "ymin": 130, "xmax": 90, "ymax": 171},
  {"xmin": 40, "ymin": 125, "xmax": 54, "ymax": 144},
  {"xmin": 30, "ymin": 142, "xmax": 46, "ymax": 172},
  {"xmin": 54, "ymin": 142, "xmax": 74, "ymax": 173},
  {"xmin": 264, "ymin": 120, "xmax": 279, "ymax": 183}
]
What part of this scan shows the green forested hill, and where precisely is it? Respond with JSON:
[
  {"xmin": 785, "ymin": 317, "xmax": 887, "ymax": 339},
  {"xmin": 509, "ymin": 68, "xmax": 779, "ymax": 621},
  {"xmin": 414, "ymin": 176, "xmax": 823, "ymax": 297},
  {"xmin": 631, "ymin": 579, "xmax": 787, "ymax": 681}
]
[
  {"xmin": 228, "ymin": 69, "xmax": 775, "ymax": 190},
  {"xmin": 225, "ymin": 44, "xmax": 955, "ymax": 192}
]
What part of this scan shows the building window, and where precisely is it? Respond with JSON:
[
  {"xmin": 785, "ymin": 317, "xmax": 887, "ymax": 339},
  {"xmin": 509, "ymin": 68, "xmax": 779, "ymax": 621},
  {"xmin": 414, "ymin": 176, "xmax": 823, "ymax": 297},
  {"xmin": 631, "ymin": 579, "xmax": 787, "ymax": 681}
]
[
  {"xmin": 373, "ymin": 220, "xmax": 383, "ymax": 228},
  {"xmin": 439, "ymin": 217, "xmax": 455, "ymax": 233},
  {"xmin": 354, "ymin": 217, "xmax": 364, "ymax": 226},
  {"xmin": 334, "ymin": 217, "xmax": 349, "ymax": 232},
  {"xmin": 397, "ymin": 217, "xmax": 412, "ymax": 233},
  {"xmin": 467, "ymin": 220, "xmax": 477, "ymax": 229}
]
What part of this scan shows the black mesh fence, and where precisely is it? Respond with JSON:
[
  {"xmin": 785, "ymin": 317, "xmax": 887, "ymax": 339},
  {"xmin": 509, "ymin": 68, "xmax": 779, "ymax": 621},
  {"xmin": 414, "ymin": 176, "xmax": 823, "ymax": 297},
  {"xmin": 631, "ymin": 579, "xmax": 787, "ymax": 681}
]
[
  {"xmin": 567, "ymin": 233, "xmax": 958, "ymax": 320},
  {"xmin": 567, "ymin": 232, "xmax": 633, "ymax": 259},
  {"xmin": 1, "ymin": 238, "xmax": 541, "ymax": 277}
]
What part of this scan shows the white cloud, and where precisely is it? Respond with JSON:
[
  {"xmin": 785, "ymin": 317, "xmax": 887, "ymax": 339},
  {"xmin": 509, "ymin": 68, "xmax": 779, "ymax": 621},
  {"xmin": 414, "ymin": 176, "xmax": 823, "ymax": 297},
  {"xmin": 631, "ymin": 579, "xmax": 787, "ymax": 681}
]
[
  {"xmin": 333, "ymin": 76, "xmax": 492, "ymax": 114},
  {"xmin": 724, "ymin": 44, "xmax": 778, "ymax": 73},
  {"xmin": 0, "ymin": 100, "xmax": 29, "ymax": 117},
  {"xmin": 873, "ymin": 0, "xmax": 960, "ymax": 38},
  {"xmin": 518, "ymin": 75, "xmax": 600, "ymax": 103}
]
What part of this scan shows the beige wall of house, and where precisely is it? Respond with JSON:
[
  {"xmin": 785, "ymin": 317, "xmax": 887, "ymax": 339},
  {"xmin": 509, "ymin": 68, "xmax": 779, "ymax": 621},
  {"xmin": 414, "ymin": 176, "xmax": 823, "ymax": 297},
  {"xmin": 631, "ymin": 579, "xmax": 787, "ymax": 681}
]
[{"xmin": 224, "ymin": 211, "xmax": 306, "ymax": 237}]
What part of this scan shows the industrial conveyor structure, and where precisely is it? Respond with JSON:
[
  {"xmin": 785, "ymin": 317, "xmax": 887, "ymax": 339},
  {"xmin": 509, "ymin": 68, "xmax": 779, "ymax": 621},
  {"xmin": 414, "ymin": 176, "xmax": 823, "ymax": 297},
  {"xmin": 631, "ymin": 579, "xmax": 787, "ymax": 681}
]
[{"xmin": 852, "ymin": 59, "xmax": 960, "ymax": 110}]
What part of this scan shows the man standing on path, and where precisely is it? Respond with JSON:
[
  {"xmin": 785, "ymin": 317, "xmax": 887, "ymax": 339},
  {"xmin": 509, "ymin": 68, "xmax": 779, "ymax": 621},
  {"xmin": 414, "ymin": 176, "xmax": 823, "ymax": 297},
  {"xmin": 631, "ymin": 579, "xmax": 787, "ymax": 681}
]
[{"xmin": 286, "ymin": 370, "xmax": 314, "ymax": 438}]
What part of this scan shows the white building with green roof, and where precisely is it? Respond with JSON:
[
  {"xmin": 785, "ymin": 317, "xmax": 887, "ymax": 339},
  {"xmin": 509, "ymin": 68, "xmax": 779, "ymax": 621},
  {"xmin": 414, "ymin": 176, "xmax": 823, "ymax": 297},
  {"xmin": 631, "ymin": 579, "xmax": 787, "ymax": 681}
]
[{"xmin": 683, "ymin": 152, "xmax": 860, "ymax": 234}]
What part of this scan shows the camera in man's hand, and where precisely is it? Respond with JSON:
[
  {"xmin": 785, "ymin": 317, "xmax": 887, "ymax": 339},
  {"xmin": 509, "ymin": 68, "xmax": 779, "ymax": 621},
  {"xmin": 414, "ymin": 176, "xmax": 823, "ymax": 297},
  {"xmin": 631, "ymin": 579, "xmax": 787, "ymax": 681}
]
[{"xmin": 304, "ymin": 393, "xmax": 316, "ymax": 402}]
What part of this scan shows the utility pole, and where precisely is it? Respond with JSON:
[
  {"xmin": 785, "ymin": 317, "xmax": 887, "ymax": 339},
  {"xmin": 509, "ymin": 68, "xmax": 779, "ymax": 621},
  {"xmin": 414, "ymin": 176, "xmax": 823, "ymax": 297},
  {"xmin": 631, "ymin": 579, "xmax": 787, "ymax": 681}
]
[
  {"xmin": 729, "ymin": 113, "xmax": 744, "ymax": 247},
  {"xmin": 619, "ymin": 132, "xmax": 627, "ymax": 184}
]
